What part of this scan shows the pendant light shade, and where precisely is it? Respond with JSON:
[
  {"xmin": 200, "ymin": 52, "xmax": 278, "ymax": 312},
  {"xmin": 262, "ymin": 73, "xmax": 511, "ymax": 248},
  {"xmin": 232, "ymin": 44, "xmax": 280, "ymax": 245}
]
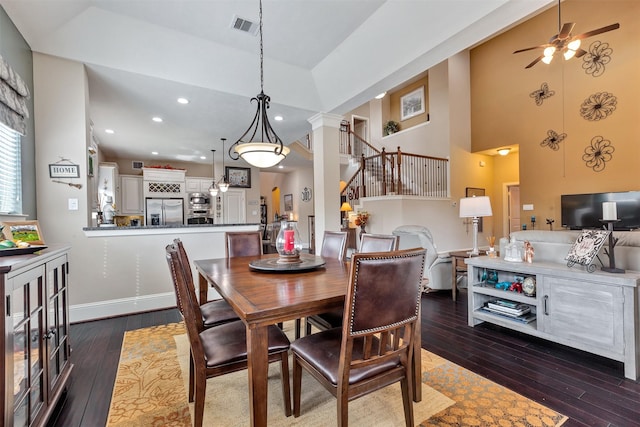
[
  {"xmin": 209, "ymin": 149, "xmax": 219, "ymax": 197},
  {"xmin": 218, "ymin": 138, "xmax": 230, "ymax": 192},
  {"xmin": 229, "ymin": 0, "xmax": 288, "ymax": 168}
]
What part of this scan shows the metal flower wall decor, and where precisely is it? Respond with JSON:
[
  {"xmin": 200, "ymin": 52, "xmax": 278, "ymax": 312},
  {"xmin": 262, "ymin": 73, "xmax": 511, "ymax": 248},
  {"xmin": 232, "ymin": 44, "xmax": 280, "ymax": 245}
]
[
  {"xmin": 530, "ymin": 82, "xmax": 555, "ymax": 106},
  {"xmin": 582, "ymin": 135, "xmax": 614, "ymax": 172},
  {"xmin": 580, "ymin": 92, "xmax": 617, "ymax": 121},
  {"xmin": 540, "ymin": 129, "xmax": 567, "ymax": 151},
  {"xmin": 582, "ymin": 40, "xmax": 613, "ymax": 77}
]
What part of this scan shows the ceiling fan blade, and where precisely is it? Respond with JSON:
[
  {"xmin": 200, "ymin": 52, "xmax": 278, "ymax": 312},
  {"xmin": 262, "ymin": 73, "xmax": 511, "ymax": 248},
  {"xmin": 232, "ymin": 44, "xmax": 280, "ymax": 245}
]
[
  {"xmin": 574, "ymin": 23, "xmax": 620, "ymax": 40},
  {"xmin": 574, "ymin": 48, "xmax": 588, "ymax": 58},
  {"xmin": 558, "ymin": 22, "xmax": 575, "ymax": 39},
  {"xmin": 525, "ymin": 55, "xmax": 544, "ymax": 69},
  {"xmin": 513, "ymin": 44, "xmax": 550, "ymax": 54}
]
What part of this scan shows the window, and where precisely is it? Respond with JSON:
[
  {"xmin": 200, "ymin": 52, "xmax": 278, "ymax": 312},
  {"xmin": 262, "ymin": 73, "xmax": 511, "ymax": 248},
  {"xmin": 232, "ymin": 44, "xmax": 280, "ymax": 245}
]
[{"xmin": 0, "ymin": 122, "xmax": 22, "ymax": 214}]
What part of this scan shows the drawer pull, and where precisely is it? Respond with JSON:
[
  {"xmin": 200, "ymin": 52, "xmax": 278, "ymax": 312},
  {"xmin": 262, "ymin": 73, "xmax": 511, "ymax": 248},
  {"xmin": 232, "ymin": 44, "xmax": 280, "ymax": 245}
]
[{"xmin": 543, "ymin": 295, "xmax": 549, "ymax": 315}]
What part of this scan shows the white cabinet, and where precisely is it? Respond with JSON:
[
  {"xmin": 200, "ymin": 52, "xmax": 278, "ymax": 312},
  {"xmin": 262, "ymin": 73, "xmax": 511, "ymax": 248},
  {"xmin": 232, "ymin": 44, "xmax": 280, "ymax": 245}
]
[
  {"xmin": 466, "ymin": 257, "xmax": 640, "ymax": 380},
  {"xmin": 186, "ymin": 177, "xmax": 212, "ymax": 193},
  {"xmin": 120, "ymin": 175, "xmax": 144, "ymax": 215}
]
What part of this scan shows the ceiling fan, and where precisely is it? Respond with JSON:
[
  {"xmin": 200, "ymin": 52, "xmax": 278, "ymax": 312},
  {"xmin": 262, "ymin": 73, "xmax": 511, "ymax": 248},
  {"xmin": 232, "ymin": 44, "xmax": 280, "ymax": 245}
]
[{"xmin": 513, "ymin": 0, "xmax": 620, "ymax": 69}]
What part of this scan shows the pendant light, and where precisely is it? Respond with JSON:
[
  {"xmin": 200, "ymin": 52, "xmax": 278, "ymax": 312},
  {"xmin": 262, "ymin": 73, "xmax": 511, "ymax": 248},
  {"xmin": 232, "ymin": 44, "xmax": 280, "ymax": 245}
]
[
  {"xmin": 209, "ymin": 149, "xmax": 219, "ymax": 196},
  {"xmin": 218, "ymin": 138, "xmax": 230, "ymax": 192},
  {"xmin": 228, "ymin": 0, "xmax": 290, "ymax": 168}
]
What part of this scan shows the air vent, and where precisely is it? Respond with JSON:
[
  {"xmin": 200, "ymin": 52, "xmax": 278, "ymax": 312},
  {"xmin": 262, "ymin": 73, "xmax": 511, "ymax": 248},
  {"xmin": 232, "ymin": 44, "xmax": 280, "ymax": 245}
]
[
  {"xmin": 231, "ymin": 15, "xmax": 258, "ymax": 35},
  {"xmin": 132, "ymin": 161, "xmax": 144, "ymax": 170}
]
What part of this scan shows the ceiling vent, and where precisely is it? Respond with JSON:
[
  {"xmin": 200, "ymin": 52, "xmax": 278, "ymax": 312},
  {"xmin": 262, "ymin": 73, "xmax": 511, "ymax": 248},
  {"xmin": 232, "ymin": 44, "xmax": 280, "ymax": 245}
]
[
  {"xmin": 132, "ymin": 161, "xmax": 144, "ymax": 170},
  {"xmin": 231, "ymin": 15, "xmax": 259, "ymax": 36}
]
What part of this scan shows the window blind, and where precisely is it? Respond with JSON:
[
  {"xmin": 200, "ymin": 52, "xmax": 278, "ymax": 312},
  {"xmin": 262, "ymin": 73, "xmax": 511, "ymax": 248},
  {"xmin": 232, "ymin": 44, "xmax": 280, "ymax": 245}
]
[{"xmin": 0, "ymin": 122, "xmax": 21, "ymax": 214}]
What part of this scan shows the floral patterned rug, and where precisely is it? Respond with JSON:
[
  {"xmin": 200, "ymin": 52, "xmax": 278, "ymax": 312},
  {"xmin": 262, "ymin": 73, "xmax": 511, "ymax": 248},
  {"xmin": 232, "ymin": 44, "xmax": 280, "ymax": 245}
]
[{"xmin": 106, "ymin": 322, "xmax": 567, "ymax": 427}]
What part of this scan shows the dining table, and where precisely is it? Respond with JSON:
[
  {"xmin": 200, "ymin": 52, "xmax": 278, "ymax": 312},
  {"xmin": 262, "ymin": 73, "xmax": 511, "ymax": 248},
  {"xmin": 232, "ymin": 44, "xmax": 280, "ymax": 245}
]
[{"xmin": 194, "ymin": 253, "xmax": 422, "ymax": 427}]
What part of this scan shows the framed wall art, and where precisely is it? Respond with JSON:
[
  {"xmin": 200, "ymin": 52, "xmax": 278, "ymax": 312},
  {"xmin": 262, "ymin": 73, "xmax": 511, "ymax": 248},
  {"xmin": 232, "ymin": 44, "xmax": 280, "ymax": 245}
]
[
  {"xmin": 225, "ymin": 166, "xmax": 251, "ymax": 188},
  {"xmin": 1, "ymin": 220, "xmax": 46, "ymax": 245},
  {"xmin": 400, "ymin": 86, "xmax": 425, "ymax": 121},
  {"xmin": 284, "ymin": 194, "xmax": 293, "ymax": 212}
]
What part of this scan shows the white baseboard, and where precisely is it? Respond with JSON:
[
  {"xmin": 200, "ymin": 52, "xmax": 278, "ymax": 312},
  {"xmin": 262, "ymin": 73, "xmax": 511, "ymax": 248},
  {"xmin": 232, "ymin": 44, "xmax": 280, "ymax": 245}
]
[{"xmin": 69, "ymin": 292, "xmax": 176, "ymax": 323}]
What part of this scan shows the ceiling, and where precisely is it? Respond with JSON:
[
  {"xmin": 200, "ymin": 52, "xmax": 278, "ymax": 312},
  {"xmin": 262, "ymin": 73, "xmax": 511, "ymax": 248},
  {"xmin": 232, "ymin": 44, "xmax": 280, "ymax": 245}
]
[{"xmin": 1, "ymin": 0, "xmax": 552, "ymax": 171}]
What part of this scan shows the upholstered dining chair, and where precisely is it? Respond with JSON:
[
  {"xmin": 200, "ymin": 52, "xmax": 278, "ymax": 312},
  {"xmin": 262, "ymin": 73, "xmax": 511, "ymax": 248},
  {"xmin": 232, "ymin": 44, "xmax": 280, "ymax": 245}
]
[
  {"xmin": 165, "ymin": 243, "xmax": 292, "ymax": 427},
  {"xmin": 291, "ymin": 248, "xmax": 426, "ymax": 426},
  {"xmin": 358, "ymin": 233, "xmax": 399, "ymax": 253},
  {"xmin": 305, "ymin": 232, "xmax": 398, "ymax": 335},
  {"xmin": 225, "ymin": 231, "xmax": 263, "ymax": 258}
]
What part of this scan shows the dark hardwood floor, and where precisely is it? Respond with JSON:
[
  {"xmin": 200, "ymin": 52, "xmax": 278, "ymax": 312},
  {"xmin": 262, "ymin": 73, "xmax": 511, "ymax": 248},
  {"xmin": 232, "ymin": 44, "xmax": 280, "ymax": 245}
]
[{"xmin": 48, "ymin": 290, "xmax": 640, "ymax": 427}]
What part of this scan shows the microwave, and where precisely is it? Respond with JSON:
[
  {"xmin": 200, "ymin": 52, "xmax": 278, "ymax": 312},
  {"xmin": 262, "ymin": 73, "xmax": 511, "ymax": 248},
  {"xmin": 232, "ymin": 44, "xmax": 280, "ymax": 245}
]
[{"xmin": 189, "ymin": 192, "xmax": 210, "ymax": 206}]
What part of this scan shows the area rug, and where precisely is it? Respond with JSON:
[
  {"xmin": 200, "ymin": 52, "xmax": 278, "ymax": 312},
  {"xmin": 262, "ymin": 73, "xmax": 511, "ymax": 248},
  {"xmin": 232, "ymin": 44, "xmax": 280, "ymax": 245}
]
[{"xmin": 107, "ymin": 322, "xmax": 567, "ymax": 427}]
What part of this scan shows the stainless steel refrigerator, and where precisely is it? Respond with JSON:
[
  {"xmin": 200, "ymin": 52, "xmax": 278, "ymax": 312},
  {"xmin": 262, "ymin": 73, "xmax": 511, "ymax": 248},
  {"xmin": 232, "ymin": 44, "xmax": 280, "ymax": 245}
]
[{"xmin": 145, "ymin": 198, "xmax": 184, "ymax": 225}]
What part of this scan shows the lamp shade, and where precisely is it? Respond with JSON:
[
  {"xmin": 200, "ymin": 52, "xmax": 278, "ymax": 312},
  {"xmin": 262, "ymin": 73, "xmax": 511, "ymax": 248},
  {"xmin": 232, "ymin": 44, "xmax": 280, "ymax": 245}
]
[
  {"xmin": 459, "ymin": 196, "xmax": 493, "ymax": 218},
  {"xmin": 234, "ymin": 142, "xmax": 290, "ymax": 168},
  {"xmin": 340, "ymin": 202, "xmax": 353, "ymax": 212}
]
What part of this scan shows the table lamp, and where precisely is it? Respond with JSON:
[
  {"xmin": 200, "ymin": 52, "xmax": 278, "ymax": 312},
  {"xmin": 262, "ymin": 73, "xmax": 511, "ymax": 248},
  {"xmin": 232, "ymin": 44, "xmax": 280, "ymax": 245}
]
[
  {"xmin": 340, "ymin": 202, "xmax": 353, "ymax": 228},
  {"xmin": 459, "ymin": 196, "xmax": 493, "ymax": 255}
]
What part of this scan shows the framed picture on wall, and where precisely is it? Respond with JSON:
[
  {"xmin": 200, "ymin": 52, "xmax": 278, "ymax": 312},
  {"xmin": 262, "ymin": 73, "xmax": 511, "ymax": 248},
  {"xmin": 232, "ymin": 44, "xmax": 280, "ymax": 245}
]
[
  {"xmin": 465, "ymin": 187, "xmax": 485, "ymax": 232},
  {"xmin": 284, "ymin": 194, "xmax": 293, "ymax": 212},
  {"xmin": 225, "ymin": 166, "xmax": 251, "ymax": 188},
  {"xmin": 400, "ymin": 86, "xmax": 425, "ymax": 121}
]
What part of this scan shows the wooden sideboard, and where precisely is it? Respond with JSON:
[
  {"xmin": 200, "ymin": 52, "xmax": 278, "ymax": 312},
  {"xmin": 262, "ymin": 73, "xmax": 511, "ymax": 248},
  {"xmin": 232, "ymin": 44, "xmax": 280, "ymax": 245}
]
[
  {"xmin": 1, "ymin": 245, "xmax": 72, "ymax": 427},
  {"xmin": 466, "ymin": 256, "xmax": 640, "ymax": 380}
]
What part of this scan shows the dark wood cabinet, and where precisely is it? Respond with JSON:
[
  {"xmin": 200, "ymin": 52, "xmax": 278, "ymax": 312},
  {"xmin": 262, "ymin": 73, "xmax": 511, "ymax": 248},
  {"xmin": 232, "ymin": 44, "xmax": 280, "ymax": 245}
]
[{"xmin": 1, "ymin": 246, "xmax": 72, "ymax": 427}]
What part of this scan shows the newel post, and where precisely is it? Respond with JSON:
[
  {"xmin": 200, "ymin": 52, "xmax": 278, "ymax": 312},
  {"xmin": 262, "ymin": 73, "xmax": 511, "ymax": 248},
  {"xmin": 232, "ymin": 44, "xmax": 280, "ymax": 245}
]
[
  {"xmin": 360, "ymin": 154, "xmax": 366, "ymax": 198},
  {"xmin": 397, "ymin": 146, "xmax": 402, "ymax": 195}
]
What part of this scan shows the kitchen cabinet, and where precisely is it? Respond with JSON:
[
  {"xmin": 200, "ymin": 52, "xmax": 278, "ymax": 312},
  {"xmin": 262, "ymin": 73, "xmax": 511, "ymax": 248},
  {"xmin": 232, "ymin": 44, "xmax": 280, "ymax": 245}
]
[
  {"xmin": 1, "ymin": 246, "xmax": 72, "ymax": 427},
  {"xmin": 120, "ymin": 175, "xmax": 143, "ymax": 215},
  {"xmin": 466, "ymin": 257, "xmax": 640, "ymax": 380},
  {"xmin": 185, "ymin": 177, "xmax": 212, "ymax": 194}
]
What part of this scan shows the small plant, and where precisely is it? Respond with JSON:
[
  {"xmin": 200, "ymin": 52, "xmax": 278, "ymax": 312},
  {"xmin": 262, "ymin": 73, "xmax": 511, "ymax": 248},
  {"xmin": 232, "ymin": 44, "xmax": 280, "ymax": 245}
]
[{"xmin": 383, "ymin": 120, "xmax": 399, "ymax": 136}]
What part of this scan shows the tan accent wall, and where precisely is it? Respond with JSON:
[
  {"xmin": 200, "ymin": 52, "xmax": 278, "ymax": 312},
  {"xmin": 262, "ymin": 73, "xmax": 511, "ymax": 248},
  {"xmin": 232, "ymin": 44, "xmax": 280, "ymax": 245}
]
[
  {"xmin": 471, "ymin": 0, "xmax": 639, "ymax": 229},
  {"xmin": 388, "ymin": 75, "xmax": 430, "ymax": 131}
]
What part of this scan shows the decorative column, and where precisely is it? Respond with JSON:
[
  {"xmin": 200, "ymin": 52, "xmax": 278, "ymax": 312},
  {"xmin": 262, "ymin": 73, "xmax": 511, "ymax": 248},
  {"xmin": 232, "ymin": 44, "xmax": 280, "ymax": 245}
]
[{"xmin": 308, "ymin": 113, "xmax": 343, "ymax": 255}]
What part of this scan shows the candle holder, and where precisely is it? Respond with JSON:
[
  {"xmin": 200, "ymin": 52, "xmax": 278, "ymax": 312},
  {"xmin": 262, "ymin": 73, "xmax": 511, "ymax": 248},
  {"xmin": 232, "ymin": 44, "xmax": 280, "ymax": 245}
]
[
  {"xmin": 600, "ymin": 219, "xmax": 625, "ymax": 274},
  {"xmin": 275, "ymin": 220, "xmax": 303, "ymax": 263}
]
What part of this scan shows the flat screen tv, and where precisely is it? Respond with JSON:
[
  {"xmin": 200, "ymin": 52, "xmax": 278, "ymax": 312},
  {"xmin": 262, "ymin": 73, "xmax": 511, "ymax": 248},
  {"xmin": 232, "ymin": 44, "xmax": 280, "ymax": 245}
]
[{"xmin": 561, "ymin": 191, "xmax": 640, "ymax": 231}]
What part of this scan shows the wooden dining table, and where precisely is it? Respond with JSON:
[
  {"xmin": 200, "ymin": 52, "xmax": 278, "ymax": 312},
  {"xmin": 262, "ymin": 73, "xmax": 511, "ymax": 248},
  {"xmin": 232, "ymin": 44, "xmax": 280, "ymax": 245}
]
[{"xmin": 194, "ymin": 253, "xmax": 422, "ymax": 427}]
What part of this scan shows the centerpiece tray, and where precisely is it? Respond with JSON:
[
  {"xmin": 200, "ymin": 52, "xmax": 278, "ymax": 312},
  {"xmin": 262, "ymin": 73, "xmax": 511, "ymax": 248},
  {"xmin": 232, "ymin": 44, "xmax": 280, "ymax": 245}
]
[
  {"xmin": 249, "ymin": 255, "xmax": 326, "ymax": 272},
  {"xmin": 0, "ymin": 246, "xmax": 48, "ymax": 257}
]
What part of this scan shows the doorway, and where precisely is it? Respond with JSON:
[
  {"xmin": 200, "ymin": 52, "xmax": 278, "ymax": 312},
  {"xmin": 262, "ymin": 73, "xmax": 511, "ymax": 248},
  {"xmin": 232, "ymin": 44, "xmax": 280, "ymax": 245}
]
[
  {"xmin": 352, "ymin": 115, "xmax": 369, "ymax": 158},
  {"xmin": 505, "ymin": 184, "xmax": 520, "ymax": 235},
  {"xmin": 224, "ymin": 189, "xmax": 246, "ymax": 223}
]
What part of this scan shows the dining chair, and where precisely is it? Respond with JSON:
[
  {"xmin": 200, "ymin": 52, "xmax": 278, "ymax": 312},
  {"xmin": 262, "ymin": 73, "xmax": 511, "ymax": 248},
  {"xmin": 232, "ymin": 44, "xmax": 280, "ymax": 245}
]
[
  {"xmin": 165, "ymin": 243, "xmax": 292, "ymax": 427},
  {"xmin": 225, "ymin": 231, "xmax": 263, "ymax": 258},
  {"xmin": 305, "ymin": 232, "xmax": 397, "ymax": 335},
  {"xmin": 358, "ymin": 233, "xmax": 399, "ymax": 253},
  {"xmin": 291, "ymin": 248, "xmax": 426, "ymax": 426}
]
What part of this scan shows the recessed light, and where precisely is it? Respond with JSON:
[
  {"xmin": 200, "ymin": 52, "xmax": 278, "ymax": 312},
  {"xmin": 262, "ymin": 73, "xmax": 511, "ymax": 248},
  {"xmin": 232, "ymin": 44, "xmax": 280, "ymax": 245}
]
[
  {"xmin": 105, "ymin": 129, "xmax": 115, "ymax": 134},
  {"xmin": 177, "ymin": 97, "xmax": 189, "ymax": 104},
  {"xmin": 200, "ymin": 155, "xmax": 206, "ymax": 160},
  {"xmin": 375, "ymin": 92, "xmax": 387, "ymax": 99},
  {"xmin": 152, "ymin": 117, "xmax": 163, "ymax": 123},
  {"xmin": 274, "ymin": 115, "xmax": 283, "ymax": 121},
  {"xmin": 151, "ymin": 151, "xmax": 159, "ymax": 155},
  {"xmin": 278, "ymin": 165, "xmax": 284, "ymax": 169}
]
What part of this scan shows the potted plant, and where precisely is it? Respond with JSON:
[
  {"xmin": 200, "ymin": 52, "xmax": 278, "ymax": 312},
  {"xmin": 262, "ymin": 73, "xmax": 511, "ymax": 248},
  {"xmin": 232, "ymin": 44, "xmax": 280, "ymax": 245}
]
[{"xmin": 383, "ymin": 120, "xmax": 399, "ymax": 136}]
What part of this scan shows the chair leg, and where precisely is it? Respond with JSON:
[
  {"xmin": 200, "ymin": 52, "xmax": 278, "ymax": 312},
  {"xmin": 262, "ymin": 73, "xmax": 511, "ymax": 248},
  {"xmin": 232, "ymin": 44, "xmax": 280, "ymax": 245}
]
[
  {"xmin": 305, "ymin": 319, "xmax": 312, "ymax": 336},
  {"xmin": 337, "ymin": 390, "xmax": 348, "ymax": 427},
  {"xmin": 193, "ymin": 370, "xmax": 206, "ymax": 427},
  {"xmin": 401, "ymin": 372, "xmax": 415, "ymax": 427},
  {"xmin": 295, "ymin": 318, "xmax": 301, "ymax": 339},
  {"xmin": 279, "ymin": 351, "xmax": 292, "ymax": 417},
  {"xmin": 188, "ymin": 351, "xmax": 195, "ymax": 402},
  {"xmin": 292, "ymin": 354, "xmax": 303, "ymax": 417}
]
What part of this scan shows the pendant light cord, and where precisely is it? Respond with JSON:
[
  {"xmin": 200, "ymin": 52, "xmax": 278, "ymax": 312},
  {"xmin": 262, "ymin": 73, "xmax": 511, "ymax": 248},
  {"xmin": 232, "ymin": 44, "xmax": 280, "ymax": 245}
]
[{"xmin": 259, "ymin": 0, "xmax": 264, "ymax": 93}]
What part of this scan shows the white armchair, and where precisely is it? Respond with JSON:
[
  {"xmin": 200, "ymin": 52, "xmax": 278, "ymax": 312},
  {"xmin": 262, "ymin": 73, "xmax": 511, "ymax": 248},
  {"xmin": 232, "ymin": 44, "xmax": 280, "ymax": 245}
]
[{"xmin": 392, "ymin": 225, "xmax": 453, "ymax": 291}]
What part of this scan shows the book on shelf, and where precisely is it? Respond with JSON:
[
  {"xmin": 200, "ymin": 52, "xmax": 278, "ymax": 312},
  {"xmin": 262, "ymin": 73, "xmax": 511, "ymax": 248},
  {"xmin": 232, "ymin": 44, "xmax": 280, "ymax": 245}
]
[
  {"xmin": 483, "ymin": 305, "xmax": 530, "ymax": 318},
  {"xmin": 486, "ymin": 301, "xmax": 531, "ymax": 316},
  {"xmin": 480, "ymin": 307, "xmax": 537, "ymax": 324}
]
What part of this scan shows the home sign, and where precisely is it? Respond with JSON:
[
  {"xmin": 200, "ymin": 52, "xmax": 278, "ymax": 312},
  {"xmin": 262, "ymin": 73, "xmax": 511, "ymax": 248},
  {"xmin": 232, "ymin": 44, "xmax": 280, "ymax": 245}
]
[{"xmin": 49, "ymin": 164, "xmax": 80, "ymax": 178}]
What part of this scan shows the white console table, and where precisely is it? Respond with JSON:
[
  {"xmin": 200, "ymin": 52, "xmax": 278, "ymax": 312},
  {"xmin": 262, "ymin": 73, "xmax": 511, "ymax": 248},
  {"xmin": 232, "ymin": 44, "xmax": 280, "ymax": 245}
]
[{"xmin": 466, "ymin": 257, "xmax": 640, "ymax": 380}]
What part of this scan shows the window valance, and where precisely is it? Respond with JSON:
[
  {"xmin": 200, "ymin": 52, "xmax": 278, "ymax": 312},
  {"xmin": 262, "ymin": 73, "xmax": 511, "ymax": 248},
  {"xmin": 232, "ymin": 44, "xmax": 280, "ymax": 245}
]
[{"xmin": 0, "ymin": 54, "xmax": 30, "ymax": 135}]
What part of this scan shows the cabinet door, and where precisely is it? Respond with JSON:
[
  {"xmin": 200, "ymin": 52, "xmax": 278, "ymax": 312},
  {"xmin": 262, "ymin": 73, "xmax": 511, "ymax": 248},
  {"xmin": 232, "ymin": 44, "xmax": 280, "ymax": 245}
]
[
  {"xmin": 7, "ymin": 265, "xmax": 46, "ymax": 427},
  {"xmin": 539, "ymin": 276, "xmax": 624, "ymax": 355},
  {"xmin": 185, "ymin": 178, "xmax": 200, "ymax": 193},
  {"xmin": 45, "ymin": 255, "xmax": 71, "ymax": 402},
  {"xmin": 120, "ymin": 175, "xmax": 143, "ymax": 214}
]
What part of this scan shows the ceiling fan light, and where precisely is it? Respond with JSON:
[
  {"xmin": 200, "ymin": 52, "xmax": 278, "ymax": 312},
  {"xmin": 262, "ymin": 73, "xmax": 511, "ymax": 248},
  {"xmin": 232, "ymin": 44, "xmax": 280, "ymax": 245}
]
[
  {"xmin": 234, "ymin": 142, "xmax": 290, "ymax": 168},
  {"xmin": 541, "ymin": 55, "xmax": 553, "ymax": 65},
  {"xmin": 563, "ymin": 49, "xmax": 576, "ymax": 60},
  {"xmin": 543, "ymin": 46, "xmax": 556, "ymax": 57},
  {"xmin": 567, "ymin": 39, "xmax": 581, "ymax": 51}
]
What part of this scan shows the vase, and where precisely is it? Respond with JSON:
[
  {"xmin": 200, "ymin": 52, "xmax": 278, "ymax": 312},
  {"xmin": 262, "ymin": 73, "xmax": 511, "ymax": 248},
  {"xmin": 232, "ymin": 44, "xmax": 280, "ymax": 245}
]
[
  {"xmin": 359, "ymin": 225, "xmax": 366, "ymax": 241},
  {"xmin": 275, "ymin": 220, "xmax": 303, "ymax": 263}
]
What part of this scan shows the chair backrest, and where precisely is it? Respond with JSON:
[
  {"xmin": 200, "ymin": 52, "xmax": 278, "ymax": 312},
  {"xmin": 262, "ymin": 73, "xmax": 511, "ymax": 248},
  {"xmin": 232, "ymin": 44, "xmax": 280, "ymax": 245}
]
[
  {"xmin": 165, "ymin": 243, "xmax": 206, "ymax": 346},
  {"xmin": 358, "ymin": 233, "xmax": 399, "ymax": 253},
  {"xmin": 320, "ymin": 231, "xmax": 348, "ymax": 261},
  {"xmin": 339, "ymin": 248, "xmax": 426, "ymax": 385},
  {"xmin": 225, "ymin": 231, "xmax": 262, "ymax": 258}
]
